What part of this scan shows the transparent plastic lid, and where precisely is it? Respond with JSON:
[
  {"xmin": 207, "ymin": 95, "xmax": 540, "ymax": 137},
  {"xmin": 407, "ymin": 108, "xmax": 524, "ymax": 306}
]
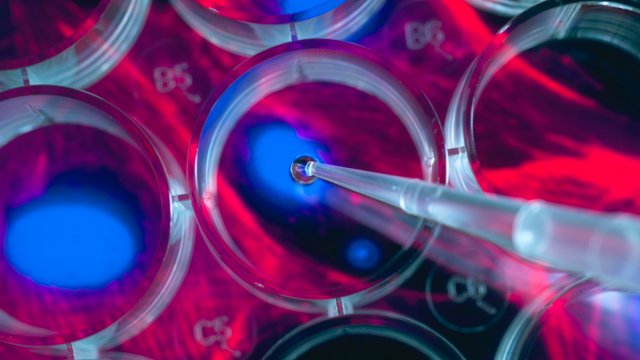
[
  {"xmin": 189, "ymin": 39, "xmax": 445, "ymax": 312},
  {"xmin": 0, "ymin": 86, "xmax": 193, "ymax": 352}
]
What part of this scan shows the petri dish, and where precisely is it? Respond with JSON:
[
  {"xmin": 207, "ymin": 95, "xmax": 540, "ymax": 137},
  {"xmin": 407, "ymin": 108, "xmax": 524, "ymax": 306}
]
[
  {"xmin": 0, "ymin": 86, "xmax": 194, "ymax": 355},
  {"xmin": 169, "ymin": 0, "xmax": 386, "ymax": 56},
  {"xmin": 496, "ymin": 278, "xmax": 640, "ymax": 359},
  {"xmin": 189, "ymin": 39, "xmax": 445, "ymax": 312},
  {"xmin": 0, "ymin": 0, "xmax": 150, "ymax": 90},
  {"xmin": 446, "ymin": 0, "xmax": 640, "ymax": 215},
  {"xmin": 464, "ymin": 0, "xmax": 543, "ymax": 17},
  {"xmin": 263, "ymin": 312, "xmax": 465, "ymax": 360}
]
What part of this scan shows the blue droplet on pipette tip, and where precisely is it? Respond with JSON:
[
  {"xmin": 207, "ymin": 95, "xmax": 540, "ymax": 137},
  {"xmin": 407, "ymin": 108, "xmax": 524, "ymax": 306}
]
[
  {"xmin": 291, "ymin": 154, "xmax": 318, "ymax": 184},
  {"xmin": 248, "ymin": 124, "xmax": 326, "ymax": 205}
]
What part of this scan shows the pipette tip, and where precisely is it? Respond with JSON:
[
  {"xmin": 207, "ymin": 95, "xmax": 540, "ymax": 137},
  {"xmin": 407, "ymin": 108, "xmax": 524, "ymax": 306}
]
[{"xmin": 290, "ymin": 155, "xmax": 318, "ymax": 184}]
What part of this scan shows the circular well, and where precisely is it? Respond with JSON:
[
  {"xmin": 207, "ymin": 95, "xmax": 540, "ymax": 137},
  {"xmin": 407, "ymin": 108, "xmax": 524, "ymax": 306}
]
[
  {"xmin": 263, "ymin": 312, "xmax": 465, "ymax": 360},
  {"xmin": 189, "ymin": 39, "xmax": 445, "ymax": 312},
  {"xmin": 169, "ymin": 0, "xmax": 386, "ymax": 55},
  {"xmin": 446, "ymin": 0, "xmax": 640, "ymax": 215},
  {"xmin": 0, "ymin": 86, "xmax": 193, "ymax": 350}
]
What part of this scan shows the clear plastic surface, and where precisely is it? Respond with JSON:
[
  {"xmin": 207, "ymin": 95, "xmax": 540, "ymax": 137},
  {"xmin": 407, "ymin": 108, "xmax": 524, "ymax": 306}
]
[
  {"xmin": 169, "ymin": 0, "xmax": 386, "ymax": 55},
  {"xmin": 263, "ymin": 312, "xmax": 465, "ymax": 360},
  {"xmin": 189, "ymin": 39, "xmax": 446, "ymax": 313},
  {"xmin": 0, "ymin": 86, "xmax": 193, "ymax": 356},
  {"xmin": 465, "ymin": 0, "xmax": 543, "ymax": 17},
  {"xmin": 0, "ymin": 0, "xmax": 150, "ymax": 90}
]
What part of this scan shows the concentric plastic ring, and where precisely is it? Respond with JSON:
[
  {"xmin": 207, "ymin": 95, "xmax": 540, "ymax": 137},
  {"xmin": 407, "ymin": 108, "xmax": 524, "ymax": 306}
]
[
  {"xmin": 169, "ymin": 0, "xmax": 386, "ymax": 55},
  {"xmin": 264, "ymin": 312, "xmax": 465, "ymax": 360},
  {"xmin": 189, "ymin": 39, "xmax": 445, "ymax": 313},
  {"xmin": 446, "ymin": 0, "xmax": 640, "ymax": 198}
]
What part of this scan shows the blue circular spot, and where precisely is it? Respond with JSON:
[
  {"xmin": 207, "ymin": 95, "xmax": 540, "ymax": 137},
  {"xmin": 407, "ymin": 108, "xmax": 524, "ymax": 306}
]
[
  {"xmin": 248, "ymin": 124, "xmax": 327, "ymax": 207},
  {"xmin": 5, "ymin": 188, "xmax": 140, "ymax": 289},
  {"xmin": 346, "ymin": 238, "xmax": 381, "ymax": 270}
]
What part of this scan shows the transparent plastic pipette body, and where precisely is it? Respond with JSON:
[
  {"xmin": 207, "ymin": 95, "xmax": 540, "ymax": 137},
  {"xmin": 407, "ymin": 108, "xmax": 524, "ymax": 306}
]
[{"xmin": 304, "ymin": 160, "xmax": 640, "ymax": 292}]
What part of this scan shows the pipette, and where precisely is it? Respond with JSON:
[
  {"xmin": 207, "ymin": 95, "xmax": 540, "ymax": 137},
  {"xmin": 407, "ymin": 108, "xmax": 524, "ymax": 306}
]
[{"xmin": 291, "ymin": 155, "xmax": 640, "ymax": 292}]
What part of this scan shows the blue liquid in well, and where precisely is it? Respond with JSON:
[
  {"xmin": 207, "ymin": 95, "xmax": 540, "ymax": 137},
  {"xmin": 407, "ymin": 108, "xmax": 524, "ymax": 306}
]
[
  {"xmin": 5, "ymin": 186, "xmax": 141, "ymax": 289},
  {"xmin": 279, "ymin": 0, "xmax": 345, "ymax": 15},
  {"xmin": 346, "ymin": 238, "xmax": 381, "ymax": 270},
  {"xmin": 249, "ymin": 124, "xmax": 327, "ymax": 206}
]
